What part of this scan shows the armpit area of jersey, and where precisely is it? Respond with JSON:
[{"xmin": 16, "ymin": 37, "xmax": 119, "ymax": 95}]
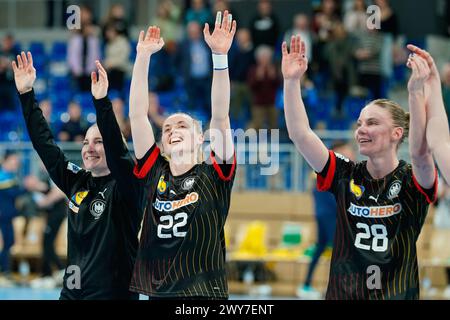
[
  {"xmin": 134, "ymin": 144, "xmax": 161, "ymax": 179},
  {"xmin": 412, "ymin": 168, "xmax": 438, "ymax": 204},
  {"xmin": 316, "ymin": 150, "xmax": 335, "ymax": 191},
  {"xmin": 210, "ymin": 150, "xmax": 236, "ymax": 181}
]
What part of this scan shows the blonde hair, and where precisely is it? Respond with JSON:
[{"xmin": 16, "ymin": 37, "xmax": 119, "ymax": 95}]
[
  {"xmin": 160, "ymin": 113, "xmax": 204, "ymax": 163},
  {"xmin": 370, "ymin": 99, "xmax": 410, "ymax": 145}
]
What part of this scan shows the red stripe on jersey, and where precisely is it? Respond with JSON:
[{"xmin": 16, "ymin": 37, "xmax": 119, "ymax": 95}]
[
  {"xmin": 317, "ymin": 150, "xmax": 336, "ymax": 191},
  {"xmin": 211, "ymin": 151, "xmax": 236, "ymax": 181},
  {"xmin": 412, "ymin": 168, "xmax": 438, "ymax": 204},
  {"xmin": 133, "ymin": 146, "xmax": 160, "ymax": 179}
]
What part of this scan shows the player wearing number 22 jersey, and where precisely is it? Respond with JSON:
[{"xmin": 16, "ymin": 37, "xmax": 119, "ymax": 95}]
[
  {"xmin": 129, "ymin": 144, "xmax": 236, "ymax": 299},
  {"xmin": 317, "ymin": 151, "xmax": 437, "ymax": 300}
]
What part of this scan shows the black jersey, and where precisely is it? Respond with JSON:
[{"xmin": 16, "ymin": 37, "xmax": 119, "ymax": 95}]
[
  {"xmin": 130, "ymin": 144, "xmax": 236, "ymax": 298},
  {"xmin": 317, "ymin": 150, "xmax": 437, "ymax": 300},
  {"xmin": 20, "ymin": 91, "xmax": 146, "ymax": 299}
]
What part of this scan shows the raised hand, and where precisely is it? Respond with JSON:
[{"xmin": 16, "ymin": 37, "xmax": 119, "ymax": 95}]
[
  {"xmin": 91, "ymin": 60, "xmax": 109, "ymax": 100},
  {"xmin": 407, "ymin": 44, "xmax": 440, "ymax": 87},
  {"xmin": 11, "ymin": 51, "xmax": 36, "ymax": 94},
  {"xmin": 203, "ymin": 10, "xmax": 237, "ymax": 54},
  {"xmin": 136, "ymin": 26, "xmax": 165, "ymax": 57},
  {"xmin": 281, "ymin": 35, "xmax": 308, "ymax": 81},
  {"xmin": 407, "ymin": 54, "xmax": 430, "ymax": 93}
]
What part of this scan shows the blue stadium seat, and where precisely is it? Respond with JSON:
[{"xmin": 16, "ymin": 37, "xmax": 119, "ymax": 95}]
[
  {"xmin": 343, "ymin": 96, "xmax": 368, "ymax": 121},
  {"xmin": 73, "ymin": 92, "xmax": 95, "ymax": 114},
  {"xmin": 48, "ymin": 75, "xmax": 71, "ymax": 92},
  {"xmin": 129, "ymin": 40, "xmax": 137, "ymax": 62},
  {"xmin": 50, "ymin": 41, "xmax": 67, "ymax": 61},
  {"xmin": 29, "ymin": 42, "xmax": 46, "ymax": 56}
]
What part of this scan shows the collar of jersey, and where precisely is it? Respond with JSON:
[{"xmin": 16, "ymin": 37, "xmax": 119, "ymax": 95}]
[{"xmin": 361, "ymin": 160, "xmax": 405, "ymax": 182}]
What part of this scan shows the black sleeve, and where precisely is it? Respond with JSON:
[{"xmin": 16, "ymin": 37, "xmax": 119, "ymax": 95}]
[
  {"xmin": 210, "ymin": 151, "xmax": 236, "ymax": 182},
  {"xmin": 19, "ymin": 89, "xmax": 84, "ymax": 196},
  {"xmin": 316, "ymin": 150, "xmax": 355, "ymax": 194},
  {"xmin": 93, "ymin": 95, "xmax": 145, "ymax": 207},
  {"xmin": 133, "ymin": 143, "xmax": 165, "ymax": 186}
]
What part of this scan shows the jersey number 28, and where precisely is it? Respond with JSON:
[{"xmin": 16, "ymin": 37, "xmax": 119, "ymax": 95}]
[
  {"xmin": 354, "ymin": 223, "xmax": 388, "ymax": 252},
  {"xmin": 157, "ymin": 212, "xmax": 188, "ymax": 239}
]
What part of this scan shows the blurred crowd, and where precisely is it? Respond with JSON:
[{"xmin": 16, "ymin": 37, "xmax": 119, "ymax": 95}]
[{"xmin": 0, "ymin": 0, "xmax": 449, "ymax": 143}]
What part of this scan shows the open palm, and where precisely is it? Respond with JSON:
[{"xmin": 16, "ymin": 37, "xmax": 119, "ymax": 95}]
[
  {"xmin": 407, "ymin": 55, "xmax": 430, "ymax": 93},
  {"xmin": 136, "ymin": 26, "xmax": 165, "ymax": 56},
  {"xmin": 203, "ymin": 10, "xmax": 236, "ymax": 54},
  {"xmin": 407, "ymin": 45, "xmax": 440, "ymax": 85},
  {"xmin": 11, "ymin": 51, "xmax": 36, "ymax": 94},
  {"xmin": 281, "ymin": 35, "xmax": 308, "ymax": 80},
  {"xmin": 91, "ymin": 60, "xmax": 109, "ymax": 99}
]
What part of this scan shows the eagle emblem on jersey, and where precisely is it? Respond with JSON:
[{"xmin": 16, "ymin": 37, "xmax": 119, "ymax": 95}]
[
  {"xmin": 387, "ymin": 180, "xmax": 402, "ymax": 199},
  {"xmin": 350, "ymin": 179, "xmax": 365, "ymax": 199},
  {"xmin": 157, "ymin": 175, "xmax": 168, "ymax": 194},
  {"xmin": 182, "ymin": 177, "xmax": 196, "ymax": 191},
  {"xmin": 89, "ymin": 199, "xmax": 106, "ymax": 219}
]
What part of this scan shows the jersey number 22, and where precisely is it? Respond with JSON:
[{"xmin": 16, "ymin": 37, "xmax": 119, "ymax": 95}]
[{"xmin": 157, "ymin": 212, "xmax": 188, "ymax": 239}]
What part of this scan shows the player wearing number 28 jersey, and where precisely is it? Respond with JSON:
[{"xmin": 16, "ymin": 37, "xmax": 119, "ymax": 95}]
[
  {"xmin": 318, "ymin": 151, "xmax": 436, "ymax": 299},
  {"xmin": 282, "ymin": 35, "xmax": 437, "ymax": 300}
]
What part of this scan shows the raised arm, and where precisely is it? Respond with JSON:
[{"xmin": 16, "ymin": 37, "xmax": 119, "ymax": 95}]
[
  {"xmin": 281, "ymin": 35, "xmax": 329, "ymax": 172},
  {"xmin": 407, "ymin": 44, "xmax": 450, "ymax": 183},
  {"xmin": 12, "ymin": 52, "xmax": 81, "ymax": 196},
  {"xmin": 91, "ymin": 60, "xmax": 145, "ymax": 205},
  {"xmin": 203, "ymin": 11, "xmax": 236, "ymax": 161},
  {"xmin": 129, "ymin": 26, "xmax": 165, "ymax": 159},
  {"xmin": 406, "ymin": 54, "xmax": 436, "ymax": 188}
]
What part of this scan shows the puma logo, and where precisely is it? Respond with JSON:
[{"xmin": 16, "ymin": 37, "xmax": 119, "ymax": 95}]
[{"xmin": 98, "ymin": 188, "xmax": 108, "ymax": 199}]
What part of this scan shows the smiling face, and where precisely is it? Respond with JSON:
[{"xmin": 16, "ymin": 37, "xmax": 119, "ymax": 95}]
[
  {"xmin": 161, "ymin": 114, "xmax": 203, "ymax": 161},
  {"xmin": 81, "ymin": 125, "xmax": 109, "ymax": 176},
  {"xmin": 354, "ymin": 103, "xmax": 404, "ymax": 157}
]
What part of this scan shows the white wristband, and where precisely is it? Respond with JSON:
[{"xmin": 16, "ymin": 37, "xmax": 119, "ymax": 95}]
[{"xmin": 212, "ymin": 53, "xmax": 228, "ymax": 70}]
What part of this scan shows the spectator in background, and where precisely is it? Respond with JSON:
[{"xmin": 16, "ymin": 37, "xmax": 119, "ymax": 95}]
[
  {"xmin": 324, "ymin": 22, "xmax": 356, "ymax": 116},
  {"xmin": 297, "ymin": 141, "xmax": 355, "ymax": 299},
  {"xmin": 0, "ymin": 151, "xmax": 36, "ymax": 286},
  {"xmin": 176, "ymin": 21, "xmax": 211, "ymax": 113},
  {"xmin": 111, "ymin": 97, "xmax": 131, "ymax": 140},
  {"xmin": 58, "ymin": 101, "xmax": 89, "ymax": 142},
  {"xmin": 374, "ymin": 0, "xmax": 399, "ymax": 38},
  {"xmin": 312, "ymin": 0, "xmax": 341, "ymax": 43},
  {"xmin": 312, "ymin": 0, "xmax": 341, "ymax": 76},
  {"xmin": 211, "ymin": 0, "xmax": 239, "ymax": 25},
  {"xmin": 247, "ymin": 45, "xmax": 281, "ymax": 130},
  {"xmin": 67, "ymin": 5, "xmax": 101, "ymax": 92},
  {"xmin": 185, "ymin": 0, "xmax": 212, "ymax": 26},
  {"xmin": 354, "ymin": 27, "xmax": 383, "ymax": 99},
  {"xmin": 343, "ymin": 0, "xmax": 367, "ymax": 34},
  {"xmin": 39, "ymin": 99, "xmax": 59, "ymax": 133},
  {"xmin": 149, "ymin": 0, "xmax": 181, "ymax": 92},
  {"xmin": 229, "ymin": 28, "xmax": 254, "ymax": 124},
  {"xmin": 212, "ymin": 0, "xmax": 230, "ymax": 15},
  {"xmin": 0, "ymin": 34, "xmax": 20, "ymax": 111},
  {"xmin": 249, "ymin": 0, "xmax": 280, "ymax": 49},
  {"xmin": 152, "ymin": 0, "xmax": 183, "ymax": 47},
  {"xmin": 284, "ymin": 14, "xmax": 313, "ymax": 63},
  {"xmin": 148, "ymin": 92, "xmax": 167, "ymax": 140},
  {"xmin": 27, "ymin": 162, "xmax": 67, "ymax": 289},
  {"xmin": 101, "ymin": 3, "xmax": 129, "ymax": 39},
  {"xmin": 104, "ymin": 23, "xmax": 130, "ymax": 92}
]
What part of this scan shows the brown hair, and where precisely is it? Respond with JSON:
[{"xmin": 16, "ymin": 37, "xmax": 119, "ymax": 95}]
[{"xmin": 370, "ymin": 99, "xmax": 410, "ymax": 146}]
